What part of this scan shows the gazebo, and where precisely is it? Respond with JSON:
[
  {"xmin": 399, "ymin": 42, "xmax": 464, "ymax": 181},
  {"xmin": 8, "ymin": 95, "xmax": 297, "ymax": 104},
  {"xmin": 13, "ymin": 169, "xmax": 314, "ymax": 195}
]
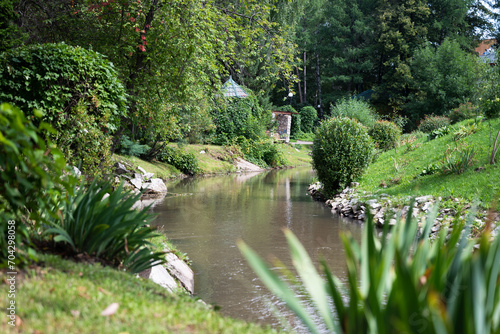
[{"xmin": 221, "ymin": 76, "xmax": 249, "ymax": 98}]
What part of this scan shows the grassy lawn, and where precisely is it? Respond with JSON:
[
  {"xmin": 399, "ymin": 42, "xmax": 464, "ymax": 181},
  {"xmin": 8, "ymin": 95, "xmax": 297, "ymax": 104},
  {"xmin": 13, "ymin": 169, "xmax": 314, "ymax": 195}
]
[
  {"xmin": 115, "ymin": 142, "xmax": 312, "ymax": 179},
  {"xmin": 0, "ymin": 254, "xmax": 277, "ymax": 334},
  {"xmin": 357, "ymin": 118, "xmax": 500, "ymax": 209},
  {"xmin": 113, "ymin": 154, "xmax": 182, "ymax": 180},
  {"xmin": 278, "ymin": 142, "xmax": 312, "ymax": 167}
]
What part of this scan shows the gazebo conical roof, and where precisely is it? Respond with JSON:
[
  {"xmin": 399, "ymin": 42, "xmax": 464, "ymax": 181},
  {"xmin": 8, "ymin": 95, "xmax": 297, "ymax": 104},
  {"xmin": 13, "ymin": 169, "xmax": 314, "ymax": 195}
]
[{"xmin": 221, "ymin": 76, "xmax": 248, "ymax": 98}]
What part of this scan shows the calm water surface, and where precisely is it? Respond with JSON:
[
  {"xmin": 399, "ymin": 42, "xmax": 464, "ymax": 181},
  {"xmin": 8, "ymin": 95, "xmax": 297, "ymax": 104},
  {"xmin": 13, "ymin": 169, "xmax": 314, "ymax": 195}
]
[{"xmin": 152, "ymin": 167, "xmax": 363, "ymax": 331}]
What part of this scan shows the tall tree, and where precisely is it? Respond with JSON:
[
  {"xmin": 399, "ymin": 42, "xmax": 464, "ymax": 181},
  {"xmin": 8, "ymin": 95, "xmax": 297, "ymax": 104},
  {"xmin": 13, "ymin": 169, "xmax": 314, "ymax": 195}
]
[{"xmin": 372, "ymin": 0, "xmax": 430, "ymax": 112}]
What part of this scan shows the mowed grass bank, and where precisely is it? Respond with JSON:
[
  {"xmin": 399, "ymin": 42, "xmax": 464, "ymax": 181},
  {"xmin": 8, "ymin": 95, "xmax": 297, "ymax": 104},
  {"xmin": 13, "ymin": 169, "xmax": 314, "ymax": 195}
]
[
  {"xmin": 115, "ymin": 143, "xmax": 312, "ymax": 178},
  {"xmin": 0, "ymin": 254, "xmax": 277, "ymax": 334},
  {"xmin": 357, "ymin": 118, "xmax": 500, "ymax": 208}
]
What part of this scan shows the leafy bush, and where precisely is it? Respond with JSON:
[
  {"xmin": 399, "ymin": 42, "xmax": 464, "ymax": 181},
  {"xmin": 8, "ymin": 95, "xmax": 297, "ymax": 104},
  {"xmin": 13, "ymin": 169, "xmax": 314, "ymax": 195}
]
[
  {"xmin": 369, "ymin": 120, "xmax": 401, "ymax": 151},
  {"xmin": 0, "ymin": 103, "xmax": 76, "ymax": 267},
  {"xmin": 158, "ymin": 146, "xmax": 200, "ymax": 175},
  {"xmin": 237, "ymin": 137, "xmax": 288, "ymax": 168},
  {"xmin": 119, "ymin": 135, "xmax": 151, "ymax": 158},
  {"xmin": 210, "ymin": 95, "xmax": 269, "ymax": 145},
  {"xmin": 481, "ymin": 97, "xmax": 500, "ymax": 119},
  {"xmin": 312, "ymin": 117, "xmax": 374, "ymax": 195},
  {"xmin": 45, "ymin": 181, "xmax": 163, "ymax": 274},
  {"xmin": 240, "ymin": 202, "xmax": 500, "ymax": 334},
  {"xmin": 418, "ymin": 115, "xmax": 451, "ymax": 133},
  {"xmin": 0, "ymin": 43, "xmax": 128, "ymax": 177},
  {"xmin": 330, "ymin": 98, "xmax": 378, "ymax": 128},
  {"xmin": 449, "ymin": 102, "xmax": 479, "ymax": 124},
  {"xmin": 299, "ymin": 106, "xmax": 318, "ymax": 133}
]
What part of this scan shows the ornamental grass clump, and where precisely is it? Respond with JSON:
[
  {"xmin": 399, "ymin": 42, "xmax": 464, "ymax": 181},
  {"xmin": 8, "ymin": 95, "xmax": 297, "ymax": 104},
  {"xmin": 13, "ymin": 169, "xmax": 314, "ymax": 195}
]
[
  {"xmin": 45, "ymin": 181, "xmax": 164, "ymax": 274},
  {"xmin": 240, "ymin": 202, "xmax": 500, "ymax": 334},
  {"xmin": 312, "ymin": 117, "xmax": 374, "ymax": 196}
]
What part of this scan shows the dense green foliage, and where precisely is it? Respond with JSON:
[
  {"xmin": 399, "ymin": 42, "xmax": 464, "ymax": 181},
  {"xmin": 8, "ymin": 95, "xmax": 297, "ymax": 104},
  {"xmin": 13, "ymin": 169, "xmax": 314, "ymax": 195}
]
[
  {"xmin": 158, "ymin": 146, "xmax": 200, "ymax": 176},
  {"xmin": 312, "ymin": 117, "xmax": 374, "ymax": 195},
  {"xmin": 299, "ymin": 106, "xmax": 318, "ymax": 133},
  {"xmin": 369, "ymin": 120, "xmax": 401, "ymax": 151},
  {"xmin": 0, "ymin": 43, "xmax": 127, "ymax": 176},
  {"xmin": 45, "ymin": 181, "xmax": 163, "ymax": 274},
  {"xmin": 0, "ymin": 103, "xmax": 73, "ymax": 267},
  {"xmin": 119, "ymin": 135, "xmax": 151, "ymax": 158},
  {"xmin": 210, "ymin": 96, "xmax": 270, "ymax": 145},
  {"xmin": 241, "ymin": 202, "xmax": 500, "ymax": 333},
  {"xmin": 237, "ymin": 137, "xmax": 288, "ymax": 168},
  {"xmin": 330, "ymin": 98, "xmax": 378, "ymax": 128},
  {"xmin": 405, "ymin": 39, "xmax": 486, "ymax": 125}
]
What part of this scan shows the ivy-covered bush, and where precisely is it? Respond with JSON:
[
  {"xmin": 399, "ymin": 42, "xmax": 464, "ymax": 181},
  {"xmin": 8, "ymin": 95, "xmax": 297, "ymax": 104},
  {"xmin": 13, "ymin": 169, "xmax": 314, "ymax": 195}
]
[
  {"xmin": 449, "ymin": 102, "xmax": 478, "ymax": 124},
  {"xmin": 369, "ymin": 120, "xmax": 401, "ymax": 151},
  {"xmin": 0, "ymin": 43, "xmax": 128, "ymax": 177},
  {"xmin": 299, "ymin": 106, "xmax": 318, "ymax": 133},
  {"xmin": 210, "ymin": 95, "xmax": 270, "ymax": 145},
  {"xmin": 157, "ymin": 146, "xmax": 200, "ymax": 175},
  {"xmin": 417, "ymin": 115, "xmax": 450, "ymax": 133},
  {"xmin": 330, "ymin": 98, "xmax": 378, "ymax": 128},
  {"xmin": 312, "ymin": 117, "xmax": 374, "ymax": 196}
]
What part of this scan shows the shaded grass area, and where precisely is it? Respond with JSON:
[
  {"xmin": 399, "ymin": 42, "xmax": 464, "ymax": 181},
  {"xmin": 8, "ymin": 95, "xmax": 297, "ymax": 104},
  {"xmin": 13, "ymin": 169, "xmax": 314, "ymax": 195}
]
[
  {"xmin": 0, "ymin": 254, "xmax": 277, "ymax": 334},
  {"xmin": 358, "ymin": 118, "xmax": 500, "ymax": 208}
]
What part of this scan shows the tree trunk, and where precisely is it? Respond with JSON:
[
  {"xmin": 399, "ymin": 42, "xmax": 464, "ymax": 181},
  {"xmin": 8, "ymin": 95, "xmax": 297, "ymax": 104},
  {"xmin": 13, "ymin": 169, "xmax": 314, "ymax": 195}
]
[
  {"xmin": 303, "ymin": 51, "xmax": 307, "ymax": 103},
  {"xmin": 296, "ymin": 67, "xmax": 303, "ymax": 104},
  {"xmin": 315, "ymin": 52, "xmax": 323, "ymax": 118}
]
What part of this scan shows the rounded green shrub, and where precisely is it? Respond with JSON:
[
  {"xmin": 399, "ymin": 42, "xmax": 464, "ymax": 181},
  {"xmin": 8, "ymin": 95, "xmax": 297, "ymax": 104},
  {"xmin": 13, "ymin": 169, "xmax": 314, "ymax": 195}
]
[
  {"xmin": 299, "ymin": 106, "xmax": 318, "ymax": 133},
  {"xmin": 0, "ymin": 43, "xmax": 128, "ymax": 177},
  {"xmin": 312, "ymin": 117, "xmax": 375, "ymax": 196},
  {"xmin": 417, "ymin": 115, "xmax": 450, "ymax": 133},
  {"xmin": 157, "ymin": 146, "xmax": 200, "ymax": 176},
  {"xmin": 369, "ymin": 120, "xmax": 402, "ymax": 151}
]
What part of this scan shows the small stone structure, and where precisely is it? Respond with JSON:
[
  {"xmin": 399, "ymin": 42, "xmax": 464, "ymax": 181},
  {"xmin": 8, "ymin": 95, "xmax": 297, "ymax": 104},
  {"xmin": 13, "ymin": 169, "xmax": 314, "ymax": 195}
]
[{"xmin": 271, "ymin": 110, "xmax": 297, "ymax": 143}]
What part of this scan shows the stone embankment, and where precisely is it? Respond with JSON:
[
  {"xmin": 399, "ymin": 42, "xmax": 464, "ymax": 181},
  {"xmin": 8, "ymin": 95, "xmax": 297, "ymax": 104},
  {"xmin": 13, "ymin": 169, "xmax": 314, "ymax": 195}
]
[
  {"xmin": 138, "ymin": 245, "xmax": 195, "ymax": 295},
  {"xmin": 308, "ymin": 182, "xmax": 499, "ymax": 238},
  {"xmin": 114, "ymin": 161, "xmax": 168, "ymax": 196},
  {"xmin": 112, "ymin": 161, "xmax": 195, "ymax": 294}
]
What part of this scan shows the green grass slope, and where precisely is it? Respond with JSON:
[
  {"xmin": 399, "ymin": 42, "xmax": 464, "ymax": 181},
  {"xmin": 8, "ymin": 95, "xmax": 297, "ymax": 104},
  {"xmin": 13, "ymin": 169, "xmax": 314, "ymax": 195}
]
[
  {"xmin": 357, "ymin": 118, "xmax": 500, "ymax": 208},
  {"xmin": 1, "ymin": 255, "xmax": 277, "ymax": 334}
]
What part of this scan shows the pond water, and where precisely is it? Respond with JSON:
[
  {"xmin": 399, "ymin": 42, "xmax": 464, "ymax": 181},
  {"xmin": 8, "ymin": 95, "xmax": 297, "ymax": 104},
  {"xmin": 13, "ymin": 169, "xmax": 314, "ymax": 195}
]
[{"xmin": 152, "ymin": 167, "xmax": 363, "ymax": 331}]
